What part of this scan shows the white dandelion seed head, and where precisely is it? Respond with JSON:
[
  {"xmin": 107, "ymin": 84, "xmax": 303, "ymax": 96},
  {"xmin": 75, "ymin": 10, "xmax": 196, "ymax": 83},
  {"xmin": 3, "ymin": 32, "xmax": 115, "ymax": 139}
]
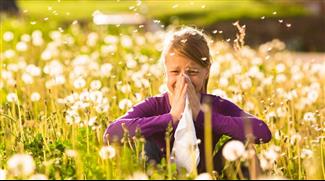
[
  {"xmin": 21, "ymin": 34, "xmax": 31, "ymax": 42},
  {"xmin": 104, "ymin": 35, "xmax": 119, "ymax": 44},
  {"xmin": 43, "ymin": 60, "xmax": 63, "ymax": 76},
  {"xmin": 275, "ymin": 74, "xmax": 287, "ymax": 83},
  {"xmin": 195, "ymin": 172, "xmax": 212, "ymax": 180},
  {"xmin": 40, "ymin": 50, "xmax": 52, "ymax": 61},
  {"xmin": 219, "ymin": 77, "xmax": 229, "ymax": 87},
  {"xmin": 31, "ymin": 92, "xmax": 41, "ymax": 102},
  {"xmin": 240, "ymin": 77, "xmax": 252, "ymax": 90},
  {"xmin": 73, "ymin": 77, "xmax": 86, "ymax": 89},
  {"xmin": 264, "ymin": 146, "xmax": 279, "ymax": 161},
  {"xmin": 3, "ymin": 31, "xmax": 14, "ymax": 42},
  {"xmin": 121, "ymin": 84, "xmax": 131, "ymax": 94},
  {"xmin": 244, "ymin": 101, "xmax": 255, "ymax": 111},
  {"xmin": 276, "ymin": 107, "xmax": 287, "ymax": 118},
  {"xmin": 7, "ymin": 154, "xmax": 36, "ymax": 177},
  {"xmin": 99, "ymin": 146, "xmax": 116, "ymax": 160},
  {"xmin": 126, "ymin": 58, "xmax": 138, "ymax": 69},
  {"xmin": 22, "ymin": 73, "xmax": 34, "ymax": 84},
  {"xmin": 290, "ymin": 133, "xmax": 302, "ymax": 145},
  {"xmin": 100, "ymin": 63, "xmax": 113, "ymax": 77},
  {"xmin": 4, "ymin": 49, "xmax": 16, "ymax": 59},
  {"xmin": 121, "ymin": 35, "xmax": 133, "ymax": 48},
  {"xmin": 211, "ymin": 89, "xmax": 228, "ymax": 99},
  {"xmin": 95, "ymin": 104, "xmax": 109, "ymax": 113},
  {"xmin": 90, "ymin": 80, "xmax": 102, "ymax": 90},
  {"xmin": 7, "ymin": 93, "xmax": 18, "ymax": 103},
  {"xmin": 209, "ymin": 62, "xmax": 220, "ymax": 76},
  {"xmin": 126, "ymin": 171, "xmax": 149, "ymax": 180},
  {"xmin": 276, "ymin": 63, "xmax": 286, "ymax": 73},
  {"xmin": 29, "ymin": 174, "xmax": 48, "ymax": 180},
  {"xmin": 303, "ymin": 112, "xmax": 316, "ymax": 122},
  {"xmin": 65, "ymin": 149, "xmax": 77, "ymax": 158},
  {"xmin": 89, "ymin": 91, "xmax": 103, "ymax": 104},
  {"xmin": 0, "ymin": 169, "xmax": 7, "ymax": 180},
  {"xmin": 307, "ymin": 90, "xmax": 319, "ymax": 103},
  {"xmin": 16, "ymin": 41, "xmax": 28, "ymax": 52},
  {"xmin": 222, "ymin": 140, "xmax": 246, "ymax": 161},
  {"xmin": 88, "ymin": 116, "xmax": 97, "ymax": 127},
  {"xmin": 26, "ymin": 64, "xmax": 41, "ymax": 76},
  {"xmin": 119, "ymin": 99, "xmax": 133, "ymax": 110},
  {"xmin": 301, "ymin": 148, "xmax": 313, "ymax": 159}
]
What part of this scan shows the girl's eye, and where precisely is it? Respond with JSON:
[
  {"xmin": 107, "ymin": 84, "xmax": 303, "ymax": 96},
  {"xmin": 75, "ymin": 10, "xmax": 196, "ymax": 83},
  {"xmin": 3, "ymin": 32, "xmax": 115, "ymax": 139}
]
[
  {"xmin": 171, "ymin": 71, "xmax": 179, "ymax": 73},
  {"xmin": 187, "ymin": 70, "xmax": 198, "ymax": 75}
]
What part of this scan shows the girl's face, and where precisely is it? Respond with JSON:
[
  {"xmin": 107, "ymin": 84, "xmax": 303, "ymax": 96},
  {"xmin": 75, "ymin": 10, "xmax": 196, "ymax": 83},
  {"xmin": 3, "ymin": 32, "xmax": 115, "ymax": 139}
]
[{"xmin": 164, "ymin": 51, "xmax": 210, "ymax": 95}]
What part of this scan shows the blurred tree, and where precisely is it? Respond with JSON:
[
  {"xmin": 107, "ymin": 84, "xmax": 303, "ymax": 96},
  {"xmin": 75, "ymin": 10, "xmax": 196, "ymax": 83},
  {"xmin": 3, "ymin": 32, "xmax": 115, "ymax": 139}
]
[{"xmin": 0, "ymin": 0, "xmax": 20, "ymax": 15}]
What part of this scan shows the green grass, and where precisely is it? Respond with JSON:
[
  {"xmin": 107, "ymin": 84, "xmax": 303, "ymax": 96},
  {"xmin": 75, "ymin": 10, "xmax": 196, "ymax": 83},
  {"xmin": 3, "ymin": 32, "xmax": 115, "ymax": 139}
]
[{"xmin": 18, "ymin": 0, "xmax": 308, "ymax": 26}]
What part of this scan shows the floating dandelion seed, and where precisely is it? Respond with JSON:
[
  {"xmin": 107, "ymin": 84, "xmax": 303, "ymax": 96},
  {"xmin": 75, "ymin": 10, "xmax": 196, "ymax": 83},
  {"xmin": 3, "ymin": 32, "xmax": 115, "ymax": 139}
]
[
  {"xmin": 212, "ymin": 30, "xmax": 218, "ymax": 34},
  {"xmin": 201, "ymin": 57, "xmax": 207, "ymax": 61},
  {"xmin": 272, "ymin": 11, "xmax": 277, "ymax": 15},
  {"xmin": 286, "ymin": 23, "xmax": 291, "ymax": 28},
  {"xmin": 226, "ymin": 38, "xmax": 231, "ymax": 42},
  {"xmin": 72, "ymin": 20, "xmax": 78, "ymax": 25},
  {"xmin": 30, "ymin": 21, "xmax": 37, "ymax": 25},
  {"xmin": 201, "ymin": 5, "xmax": 206, "ymax": 9},
  {"xmin": 278, "ymin": 19, "xmax": 283, "ymax": 23},
  {"xmin": 261, "ymin": 16, "xmax": 265, "ymax": 20},
  {"xmin": 219, "ymin": 30, "xmax": 223, "ymax": 34}
]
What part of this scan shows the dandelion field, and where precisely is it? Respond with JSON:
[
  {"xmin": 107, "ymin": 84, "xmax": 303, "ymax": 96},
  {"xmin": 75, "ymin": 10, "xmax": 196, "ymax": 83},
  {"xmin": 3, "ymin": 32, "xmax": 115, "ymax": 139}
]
[{"xmin": 0, "ymin": 13, "xmax": 325, "ymax": 180}]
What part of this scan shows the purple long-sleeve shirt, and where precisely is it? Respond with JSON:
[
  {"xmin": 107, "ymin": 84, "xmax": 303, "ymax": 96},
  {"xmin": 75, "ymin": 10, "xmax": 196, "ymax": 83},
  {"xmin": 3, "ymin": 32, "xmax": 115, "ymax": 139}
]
[{"xmin": 104, "ymin": 92, "xmax": 271, "ymax": 168}]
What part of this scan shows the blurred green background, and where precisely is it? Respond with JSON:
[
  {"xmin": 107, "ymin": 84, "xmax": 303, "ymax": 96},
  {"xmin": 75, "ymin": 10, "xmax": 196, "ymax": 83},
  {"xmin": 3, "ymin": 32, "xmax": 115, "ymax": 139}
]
[
  {"xmin": 17, "ymin": 0, "xmax": 307, "ymax": 26},
  {"xmin": 1, "ymin": 0, "xmax": 325, "ymax": 51}
]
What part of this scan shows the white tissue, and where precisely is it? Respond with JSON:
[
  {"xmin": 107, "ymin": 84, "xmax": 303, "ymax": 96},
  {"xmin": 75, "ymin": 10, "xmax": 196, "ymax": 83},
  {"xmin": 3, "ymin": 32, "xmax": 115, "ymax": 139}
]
[{"xmin": 172, "ymin": 94, "xmax": 200, "ymax": 173}]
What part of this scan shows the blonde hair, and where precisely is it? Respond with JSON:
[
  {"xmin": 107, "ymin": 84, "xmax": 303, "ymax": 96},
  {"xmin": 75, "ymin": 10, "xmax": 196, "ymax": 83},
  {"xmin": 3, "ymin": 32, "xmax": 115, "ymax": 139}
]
[{"xmin": 160, "ymin": 26, "xmax": 211, "ymax": 93}]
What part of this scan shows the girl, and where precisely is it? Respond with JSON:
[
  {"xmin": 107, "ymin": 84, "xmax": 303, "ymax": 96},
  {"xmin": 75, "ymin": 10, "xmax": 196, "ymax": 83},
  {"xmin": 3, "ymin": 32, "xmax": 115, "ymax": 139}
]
[{"xmin": 103, "ymin": 27, "xmax": 272, "ymax": 174}]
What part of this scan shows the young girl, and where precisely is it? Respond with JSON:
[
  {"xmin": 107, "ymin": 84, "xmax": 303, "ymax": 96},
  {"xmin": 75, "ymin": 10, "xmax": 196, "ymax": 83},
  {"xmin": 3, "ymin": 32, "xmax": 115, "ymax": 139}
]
[{"xmin": 103, "ymin": 27, "xmax": 272, "ymax": 174}]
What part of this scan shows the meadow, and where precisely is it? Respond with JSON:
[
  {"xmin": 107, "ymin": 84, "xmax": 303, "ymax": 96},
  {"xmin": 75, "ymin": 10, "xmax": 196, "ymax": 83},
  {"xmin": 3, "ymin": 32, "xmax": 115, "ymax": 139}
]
[{"xmin": 0, "ymin": 8, "xmax": 324, "ymax": 179}]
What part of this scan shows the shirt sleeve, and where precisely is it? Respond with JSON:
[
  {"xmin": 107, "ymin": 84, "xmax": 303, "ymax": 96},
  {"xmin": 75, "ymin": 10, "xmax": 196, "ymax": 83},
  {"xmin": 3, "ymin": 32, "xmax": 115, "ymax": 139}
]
[
  {"xmin": 103, "ymin": 97, "xmax": 174, "ymax": 144},
  {"xmin": 197, "ymin": 96, "xmax": 272, "ymax": 144}
]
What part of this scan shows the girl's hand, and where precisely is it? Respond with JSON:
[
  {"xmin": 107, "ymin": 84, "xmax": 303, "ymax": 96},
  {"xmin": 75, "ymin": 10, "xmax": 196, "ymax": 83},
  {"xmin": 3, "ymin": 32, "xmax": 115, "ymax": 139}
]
[
  {"xmin": 183, "ymin": 74, "xmax": 201, "ymax": 121},
  {"xmin": 169, "ymin": 75, "xmax": 188, "ymax": 124}
]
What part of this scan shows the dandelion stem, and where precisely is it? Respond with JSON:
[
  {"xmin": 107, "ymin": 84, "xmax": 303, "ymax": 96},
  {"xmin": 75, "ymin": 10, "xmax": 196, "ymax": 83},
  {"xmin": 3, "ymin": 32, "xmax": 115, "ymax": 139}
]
[{"xmin": 202, "ymin": 98, "xmax": 214, "ymax": 175}]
